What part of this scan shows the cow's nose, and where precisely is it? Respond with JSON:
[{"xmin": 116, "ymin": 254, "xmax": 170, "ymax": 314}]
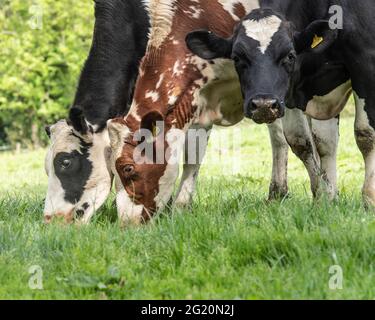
[
  {"xmin": 247, "ymin": 96, "xmax": 284, "ymax": 124},
  {"xmin": 44, "ymin": 211, "xmax": 74, "ymax": 224},
  {"xmin": 251, "ymin": 98, "xmax": 279, "ymax": 110}
]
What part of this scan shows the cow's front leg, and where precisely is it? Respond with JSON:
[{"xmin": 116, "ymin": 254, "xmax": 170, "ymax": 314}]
[
  {"xmin": 267, "ymin": 120, "xmax": 289, "ymax": 200},
  {"xmin": 174, "ymin": 124, "xmax": 212, "ymax": 208},
  {"xmin": 282, "ymin": 108, "xmax": 322, "ymax": 198},
  {"xmin": 311, "ymin": 117, "xmax": 340, "ymax": 200},
  {"xmin": 354, "ymin": 92, "xmax": 375, "ymax": 206}
]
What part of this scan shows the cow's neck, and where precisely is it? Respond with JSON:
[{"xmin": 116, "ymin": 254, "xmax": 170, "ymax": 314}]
[
  {"xmin": 73, "ymin": 0, "xmax": 149, "ymax": 132},
  {"xmin": 127, "ymin": 47, "xmax": 198, "ymax": 131}
]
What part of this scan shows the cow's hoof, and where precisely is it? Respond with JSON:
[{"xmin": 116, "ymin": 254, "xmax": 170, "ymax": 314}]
[{"xmin": 268, "ymin": 184, "xmax": 289, "ymax": 202}]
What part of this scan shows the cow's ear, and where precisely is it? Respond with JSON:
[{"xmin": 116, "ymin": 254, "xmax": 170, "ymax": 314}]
[
  {"xmin": 68, "ymin": 106, "xmax": 92, "ymax": 135},
  {"xmin": 140, "ymin": 111, "xmax": 164, "ymax": 134},
  {"xmin": 186, "ymin": 30, "xmax": 233, "ymax": 60},
  {"xmin": 140, "ymin": 111, "xmax": 164, "ymax": 146},
  {"xmin": 138, "ymin": 111, "xmax": 165, "ymax": 163},
  {"xmin": 294, "ymin": 20, "xmax": 338, "ymax": 54},
  {"xmin": 108, "ymin": 118, "xmax": 129, "ymax": 152}
]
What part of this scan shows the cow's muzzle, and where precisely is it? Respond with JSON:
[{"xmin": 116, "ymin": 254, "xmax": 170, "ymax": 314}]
[
  {"xmin": 246, "ymin": 95, "xmax": 284, "ymax": 124},
  {"xmin": 44, "ymin": 211, "xmax": 74, "ymax": 224}
]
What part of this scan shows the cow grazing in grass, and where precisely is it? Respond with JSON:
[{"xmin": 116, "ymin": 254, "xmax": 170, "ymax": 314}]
[
  {"xmin": 43, "ymin": 0, "xmax": 149, "ymax": 224},
  {"xmin": 108, "ymin": 0, "xmax": 349, "ymax": 224}
]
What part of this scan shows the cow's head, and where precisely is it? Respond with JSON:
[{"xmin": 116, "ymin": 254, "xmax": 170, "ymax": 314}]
[
  {"xmin": 186, "ymin": 8, "xmax": 338, "ymax": 124},
  {"xmin": 107, "ymin": 111, "xmax": 182, "ymax": 225},
  {"xmin": 43, "ymin": 107, "xmax": 113, "ymax": 224}
]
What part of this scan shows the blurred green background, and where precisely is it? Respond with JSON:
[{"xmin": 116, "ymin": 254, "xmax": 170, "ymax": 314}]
[{"xmin": 0, "ymin": 0, "xmax": 93, "ymax": 148}]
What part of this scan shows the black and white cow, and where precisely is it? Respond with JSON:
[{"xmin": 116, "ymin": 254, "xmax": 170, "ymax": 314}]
[
  {"xmin": 188, "ymin": 1, "xmax": 375, "ymax": 204},
  {"xmin": 44, "ymin": 0, "xmax": 149, "ymax": 223}
]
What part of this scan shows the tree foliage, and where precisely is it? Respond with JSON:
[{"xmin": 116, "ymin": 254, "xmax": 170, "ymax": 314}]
[{"xmin": 0, "ymin": 0, "xmax": 94, "ymax": 147}]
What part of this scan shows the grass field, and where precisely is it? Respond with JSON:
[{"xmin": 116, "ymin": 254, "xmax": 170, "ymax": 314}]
[{"xmin": 1, "ymin": 113, "xmax": 374, "ymax": 300}]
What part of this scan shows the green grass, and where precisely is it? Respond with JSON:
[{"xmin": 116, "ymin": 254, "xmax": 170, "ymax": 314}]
[{"xmin": 1, "ymin": 114, "xmax": 374, "ymax": 300}]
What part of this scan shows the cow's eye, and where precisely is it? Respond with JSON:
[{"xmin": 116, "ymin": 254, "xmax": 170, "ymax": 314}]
[
  {"xmin": 286, "ymin": 52, "xmax": 296, "ymax": 62},
  {"xmin": 61, "ymin": 159, "xmax": 72, "ymax": 169},
  {"xmin": 232, "ymin": 55, "xmax": 248, "ymax": 70},
  {"xmin": 282, "ymin": 52, "xmax": 296, "ymax": 72},
  {"xmin": 122, "ymin": 164, "xmax": 136, "ymax": 179}
]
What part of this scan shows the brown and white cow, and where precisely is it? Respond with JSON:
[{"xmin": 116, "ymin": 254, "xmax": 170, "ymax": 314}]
[{"xmin": 108, "ymin": 0, "xmax": 347, "ymax": 224}]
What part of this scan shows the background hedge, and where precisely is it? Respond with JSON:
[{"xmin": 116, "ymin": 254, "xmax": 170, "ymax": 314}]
[{"xmin": 0, "ymin": 0, "xmax": 93, "ymax": 147}]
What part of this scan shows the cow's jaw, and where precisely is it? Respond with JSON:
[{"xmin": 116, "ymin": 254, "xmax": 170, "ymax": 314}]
[
  {"xmin": 116, "ymin": 187, "xmax": 145, "ymax": 225},
  {"xmin": 44, "ymin": 174, "xmax": 75, "ymax": 223}
]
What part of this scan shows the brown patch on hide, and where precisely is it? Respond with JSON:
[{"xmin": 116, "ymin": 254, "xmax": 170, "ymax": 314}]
[
  {"xmin": 114, "ymin": 0, "xmax": 248, "ymax": 219},
  {"xmin": 233, "ymin": 3, "xmax": 247, "ymax": 19}
]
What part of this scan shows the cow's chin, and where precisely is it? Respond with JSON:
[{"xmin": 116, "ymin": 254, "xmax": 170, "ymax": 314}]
[
  {"xmin": 116, "ymin": 188, "xmax": 153, "ymax": 226},
  {"xmin": 251, "ymin": 107, "xmax": 283, "ymax": 124}
]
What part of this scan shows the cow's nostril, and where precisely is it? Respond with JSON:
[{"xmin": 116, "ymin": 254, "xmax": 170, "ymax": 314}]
[
  {"xmin": 251, "ymin": 99, "xmax": 263, "ymax": 110},
  {"xmin": 44, "ymin": 215, "xmax": 52, "ymax": 224},
  {"xmin": 270, "ymin": 100, "xmax": 278, "ymax": 110},
  {"xmin": 251, "ymin": 98, "xmax": 279, "ymax": 110}
]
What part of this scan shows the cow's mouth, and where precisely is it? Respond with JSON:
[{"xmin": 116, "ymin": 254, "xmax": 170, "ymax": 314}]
[
  {"xmin": 44, "ymin": 211, "xmax": 74, "ymax": 224},
  {"xmin": 251, "ymin": 107, "xmax": 283, "ymax": 124}
]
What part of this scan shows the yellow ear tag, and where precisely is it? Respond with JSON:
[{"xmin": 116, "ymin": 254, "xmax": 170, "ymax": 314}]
[
  {"xmin": 311, "ymin": 34, "xmax": 324, "ymax": 49},
  {"xmin": 152, "ymin": 124, "xmax": 159, "ymax": 137}
]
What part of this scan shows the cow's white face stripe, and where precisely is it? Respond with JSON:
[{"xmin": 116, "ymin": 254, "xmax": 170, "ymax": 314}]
[{"xmin": 242, "ymin": 15, "xmax": 282, "ymax": 54}]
